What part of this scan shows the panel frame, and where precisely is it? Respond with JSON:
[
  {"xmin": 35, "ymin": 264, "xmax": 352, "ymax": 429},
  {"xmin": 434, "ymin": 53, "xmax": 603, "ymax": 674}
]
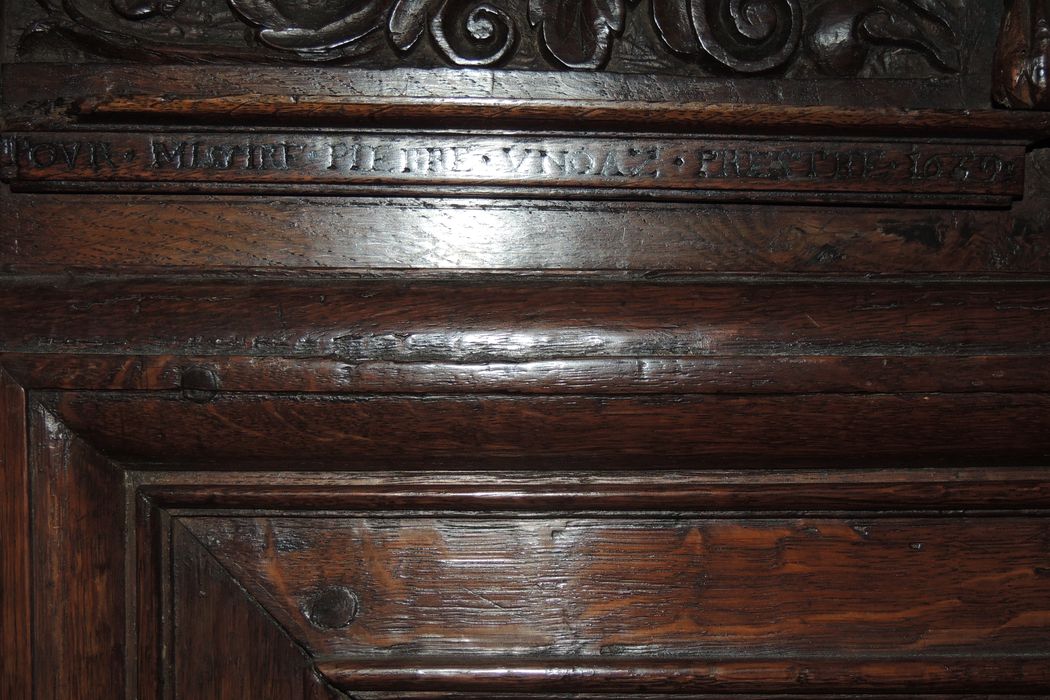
[{"xmin": 6, "ymin": 330, "xmax": 1050, "ymax": 698}]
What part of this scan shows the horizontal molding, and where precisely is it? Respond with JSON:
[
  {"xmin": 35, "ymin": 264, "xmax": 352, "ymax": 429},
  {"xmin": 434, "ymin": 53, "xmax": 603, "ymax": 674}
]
[
  {"xmin": 45, "ymin": 391, "xmax": 1050, "ymax": 467},
  {"xmin": 4, "ymin": 278, "xmax": 1050, "ymax": 359},
  {"xmin": 5, "ymin": 195, "xmax": 1046, "ymax": 274},
  {"xmin": 7, "ymin": 354, "xmax": 1050, "ymax": 395},
  {"xmin": 139, "ymin": 473, "xmax": 1050, "ymax": 511},
  {"xmin": 2, "ymin": 66, "xmax": 1014, "ymax": 122},
  {"xmin": 70, "ymin": 96, "xmax": 1050, "ymax": 139},
  {"xmin": 316, "ymin": 656, "xmax": 1050, "ymax": 693},
  {"xmin": 0, "ymin": 131, "xmax": 1026, "ymax": 202}
]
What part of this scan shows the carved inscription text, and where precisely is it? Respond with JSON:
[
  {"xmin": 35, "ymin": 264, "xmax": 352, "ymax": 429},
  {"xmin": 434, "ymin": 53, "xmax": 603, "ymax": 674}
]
[{"xmin": 1, "ymin": 133, "xmax": 1024, "ymax": 198}]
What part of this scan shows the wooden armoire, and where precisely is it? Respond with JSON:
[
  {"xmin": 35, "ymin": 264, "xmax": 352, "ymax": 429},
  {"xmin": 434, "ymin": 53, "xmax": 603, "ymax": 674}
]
[{"xmin": 3, "ymin": 0, "xmax": 1050, "ymax": 697}]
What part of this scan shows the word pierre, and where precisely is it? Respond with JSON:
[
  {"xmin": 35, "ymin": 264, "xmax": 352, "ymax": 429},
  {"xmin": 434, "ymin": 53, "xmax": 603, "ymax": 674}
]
[
  {"xmin": 136, "ymin": 139, "xmax": 1020, "ymax": 184},
  {"xmin": 12, "ymin": 137, "xmax": 1014, "ymax": 186}
]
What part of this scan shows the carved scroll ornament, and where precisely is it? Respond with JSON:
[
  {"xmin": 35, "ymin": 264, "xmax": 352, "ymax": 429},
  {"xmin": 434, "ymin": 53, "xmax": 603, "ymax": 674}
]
[
  {"xmin": 23, "ymin": 0, "xmax": 961, "ymax": 75},
  {"xmin": 994, "ymin": 0, "xmax": 1050, "ymax": 109}
]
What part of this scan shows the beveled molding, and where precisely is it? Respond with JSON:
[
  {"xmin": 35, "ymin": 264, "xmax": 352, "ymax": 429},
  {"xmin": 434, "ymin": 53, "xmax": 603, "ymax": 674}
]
[
  {"xmin": 0, "ymin": 127, "xmax": 1029, "ymax": 205},
  {"xmin": 4, "ymin": 369, "xmax": 1050, "ymax": 698},
  {"xmin": 3, "ymin": 103, "xmax": 1048, "ymax": 206},
  {"xmin": 6, "ymin": 356, "xmax": 1050, "ymax": 700}
]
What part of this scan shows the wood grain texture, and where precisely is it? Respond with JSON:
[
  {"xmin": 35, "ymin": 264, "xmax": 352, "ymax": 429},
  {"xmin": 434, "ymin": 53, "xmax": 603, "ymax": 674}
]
[
  {"xmin": 4, "ymin": 6, "xmax": 1050, "ymax": 694},
  {"xmin": 5, "ymin": 195, "xmax": 1050, "ymax": 274},
  {"xmin": 47, "ymin": 391, "xmax": 1050, "ymax": 467},
  {"xmin": 132, "ymin": 465, "xmax": 1050, "ymax": 511},
  {"xmin": 3, "ymin": 65, "xmax": 1018, "ymax": 123},
  {"xmin": 184, "ymin": 513, "xmax": 1050, "ymax": 660},
  {"xmin": 5, "ymin": 278, "xmax": 1050, "ymax": 359},
  {"xmin": 29, "ymin": 403, "xmax": 126, "ymax": 698},
  {"xmin": 70, "ymin": 96, "xmax": 1050, "ymax": 136},
  {"xmin": 9, "ymin": 353, "xmax": 1050, "ymax": 395},
  {"xmin": 0, "ymin": 369, "xmax": 30, "ymax": 700},
  {"xmin": 171, "ymin": 520, "xmax": 347, "ymax": 699},
  {"xmin": 136, "ymin": 467, "xmax": 1050, "ymax": 512}
]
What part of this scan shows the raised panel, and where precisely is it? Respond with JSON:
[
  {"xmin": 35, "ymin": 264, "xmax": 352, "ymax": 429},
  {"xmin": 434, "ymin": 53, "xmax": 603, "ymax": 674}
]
[
  {"xmin": 181, "ymin": 514, "xmax": 1050, "ymax": 659},
  {"xmin": 11, "ymin": 392, "xmax": 1050, "ymax": 696},
  {"xmin": 170, "ymin": 520, "xmax": 346, "ymax": 699}
]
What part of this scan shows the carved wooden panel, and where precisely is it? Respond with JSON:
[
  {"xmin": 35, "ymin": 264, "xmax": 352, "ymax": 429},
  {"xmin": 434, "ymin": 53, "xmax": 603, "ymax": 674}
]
[
  {"xmin": 6, "ymin": 377, "xmax": 1050, "ymax": 697},
  {"xmin": 4, "ymin": 0, "xmax": 1050, "ymax": 695},
  {"xmin": 11, "ymin": 0, "xmax": 968, "ymax": 77}
]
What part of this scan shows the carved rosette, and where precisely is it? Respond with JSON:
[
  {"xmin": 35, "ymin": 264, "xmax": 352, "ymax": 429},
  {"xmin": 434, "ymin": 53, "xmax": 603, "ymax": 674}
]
[
  {"xmin": 655, "ymin": 0, "xmax": 803, "ymax": 73},
  {"xmin": 390, "ymin": 0, "xmax": 519, "ymax": 65},
  {"xmin": 21, "ymin": 0, "xmax": 962, "ymax": 76},
  {"xmin": 994, "ymin": 0, "xmax": 1050, "ymax": 109}
]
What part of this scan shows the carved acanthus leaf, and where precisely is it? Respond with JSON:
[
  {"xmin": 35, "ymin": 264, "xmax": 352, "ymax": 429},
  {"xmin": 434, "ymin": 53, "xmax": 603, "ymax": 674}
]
[{"xmin": 527, "ymin": 0, "xmax": 626, "ymax": 69}]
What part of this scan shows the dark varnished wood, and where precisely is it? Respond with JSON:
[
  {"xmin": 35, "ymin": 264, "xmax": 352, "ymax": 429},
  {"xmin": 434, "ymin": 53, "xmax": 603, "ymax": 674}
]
[
  {"xmin": 4, "ymin": 130, "xmax": 1025, "ymax": 201},
  {"xmin": 43, "ymin": 391, "xmax": 1050, "ymax": 467},
  {"xmin": 8, "ymin": 0, "xmax": 971, "ymax": 78},
  {"xmin": 317, "ymin": 657, "xmax": 1050, "ymax": 693},
  {"xmin": 29, "ymin": 402, "xmax": 126, "ymax": 698},
  {"xmin": 9, "ymin": 353, "xmax": 1050, "ymax": 395},
  {"xmin": 171, "ymin": 521, "xmax": 345, "ymax": 699},
  {"xmin": 137, "ymin": 468, "xmax": 1050, "ymax": 512},
  {"xmin": 7, "ymin": 195, "xmax": 1050, "ymax": 274},
  {"xmin": 0, "ymin": 370, "xmax": 30, "ymax": 700},
  {"xmin": 4, "ymin": 0, "xmax": 1050, "ymax": 694},
  {"xmin": 5, "ymin": 278, "xmax": 1050, "ymax": 359},
  {"xmin": 11, "ymin": 390, "xmax": 1050, "ymax": 696},
  {"xmin": 994, "ymin": 0, "xmax": 1050, "ymax": 109},
  {"xmin": 66, "ymin": 96, "xmax": 1050, "ymax": 136},
  {"xmin": 185, "ymin": 512, "xmax": 1050, "ymax": 660}
]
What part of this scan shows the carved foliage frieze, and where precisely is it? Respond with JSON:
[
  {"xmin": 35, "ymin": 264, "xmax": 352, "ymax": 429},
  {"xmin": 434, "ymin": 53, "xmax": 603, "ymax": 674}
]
[{"xmin": 18, "ymin": 0, "xmax": 964, "ymax": 76}]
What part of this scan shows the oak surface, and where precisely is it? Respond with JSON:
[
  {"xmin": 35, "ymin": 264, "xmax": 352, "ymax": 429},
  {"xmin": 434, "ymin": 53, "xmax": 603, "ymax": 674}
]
[{"xmin": 3, "ymin": 0, "xmax": 1050, "ymax": 695}]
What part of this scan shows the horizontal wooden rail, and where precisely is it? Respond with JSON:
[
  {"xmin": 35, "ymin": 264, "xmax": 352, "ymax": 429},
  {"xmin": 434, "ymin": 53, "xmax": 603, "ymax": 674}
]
[
  {"xmin": 72, "ymin": 96, "xmax": 1050, "ymax": 138},
  {"xmin": 316, "ymin": 656, "xmax": 1050, "ymax": 693}
]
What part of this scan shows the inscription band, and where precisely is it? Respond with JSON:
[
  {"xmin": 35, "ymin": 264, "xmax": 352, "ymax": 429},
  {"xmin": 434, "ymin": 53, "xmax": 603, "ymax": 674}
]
[{"xmin": 0, "ymin": 132, "xmax": 1026, "ymax": 198}]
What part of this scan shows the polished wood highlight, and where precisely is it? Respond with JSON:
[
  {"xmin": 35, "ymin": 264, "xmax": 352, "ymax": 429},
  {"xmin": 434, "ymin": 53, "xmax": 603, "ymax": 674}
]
[
  {"xmin": 189, "ymin": 513, "xmax": 1050, "ymax": 658},
  {"xmin": 9, "ymin": 353, "xmax": 1050, "ymax": 394},
  {"xmin": 7, "ymin": 195, "xmax": 1050, "ymax": 274},
  {"xmin": 4, "ymin": 0, "xmax": 1050, "ymax": 694},
  {"xmin": 67, "ymin": 97, "xmax": 1050, "ymax": 135},
  {"xmin": 994, "ymin": 0, "xmax": 1050, "ymax": 109},
  {"xmin": 5, "ymin": 278, "xmax": 1050, "ymax": 358},
  {"xmin": 317, "ymin": 657, "xmax": 1050, "ymax": 693},
  {"xmin": 171, "ymin": 521, "xmax": 343, "ymax": 699}
]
